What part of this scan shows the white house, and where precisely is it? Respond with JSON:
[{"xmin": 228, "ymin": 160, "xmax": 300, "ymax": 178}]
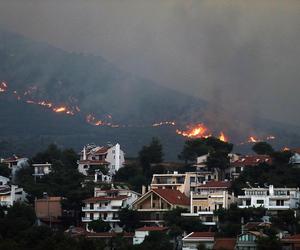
[
  {"xmin": 195, "ymin": 153, "xmax": 239, "ymax": 170},
  {"xmin": 1, "ymin": 156, "xmax": 29, "ymax": 181},
  {"xmin": 0, "ymin": 184, "xmax": 27, "ymax": 207},
  {"xmin": 133, "ymin": 226, "xmax": 168, "ymax": 245},
  {"xmin": 290, "ymin": 149, "xmax": 300, "ymax": 166},
  {"xmin": 0, "ymin": 176, "xmax": 9, "ymax": 186},
  {"xmin": 78, "ymin": 143, "xmax": 125, "ymax": 178},
  {"xmin": 238, "ymin": 185, "xmax": 300, "ymax": 212},
  {"xmin": 227, "ymin": 155, "xmax": 272, "ymax": 180},
  {"xmin": 32, "ymin": 163, "xmax": 52, "ymax": 178},
  {"xmin": 182, "ymin": 232, "xmax": 215, "ymax": 250},
  {"xmin": 82, "ymin": 187, "xmax": 140, "ymax": 232}
]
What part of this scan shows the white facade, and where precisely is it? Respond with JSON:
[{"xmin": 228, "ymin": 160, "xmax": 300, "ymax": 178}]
[
  {"xmin": 290, "ymin": 153, "xmax": 300, "ymax": 165},
  {"xmin": 238, "ymin": 185, "xmax": 300, "ymax": 211},
  {"xmin": 1, "ymin": 156, "xmax": 29, "ymax": 182},
  {"xmin": 78, "ymin": 143, "xmax": 125, "ymax": 177},
  {"xmin": 32, "ymin": 163, "xmax": 52, "ymax": 177},
  {"xmin": 0, "ymin": 176, "xmax": 9, "ymax": 186},
  {"xmin": 82, "ymin": 188, "xmax": 140, "ymax": 232},
  {"xmin": 133, "ymin": 230, "xmax": 150, "ymax": 245},
  {"xmin": 133, "ymin": 227, "xmax": 168, "ymax": 245},
  {"xmin": 182, "ymin": 232, "xmax": 215, "ymax": 250},
  {"xmin": 0, "ymin": 184, "xmax": 27, "ymax": 207}
]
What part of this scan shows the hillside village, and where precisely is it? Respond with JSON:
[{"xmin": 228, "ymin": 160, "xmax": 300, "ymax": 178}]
[{"xmin": 1, "ymin": 137, "xmax": 300, "ymax": 250}]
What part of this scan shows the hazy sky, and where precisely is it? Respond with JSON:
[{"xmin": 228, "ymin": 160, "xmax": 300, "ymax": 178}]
[{"xmin": 0, "ymin": 0, "xmax": 299, "ymax": 125}]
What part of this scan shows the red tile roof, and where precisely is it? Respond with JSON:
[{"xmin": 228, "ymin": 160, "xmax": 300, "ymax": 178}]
[
  {"xmin": 282, "ymin": 234, "xmax": 300, "ymax": 243},
  {"xmin": 136, "ymin": 226, "xmax": 168, "ymax": 232},
  {"xmin": 78, "ymin": 160, "xmax": 109, "ymax": 165},
  {"xmin": 232, "ymin": 155, "xmax": 272, "ymax": 167},
  {"xmin": 93, "ymin": 147, "xmax": 110, "ymax": 155},
  {"xmin": 2, "ymin": 156, "xmax": 20, "ymax": 163},
  {"xmin": 292, "ymin": 148, "xmax": 300, "ymax": 154},
  {"xmin": 152, "ymin": 189, "xmax": 189, "ymax": 206},
  {"xmin": 198, "ymin": 181, "xmax": 231, "ymax": 189},
  {"xmin": 83, "ymin": 195, "xmax": 128, "ymax": 203},
  {"xmin": 186, "ymin": 232, "xmax": 215, "ymax": 239},
  {"xmin": 85, "ymin": 232, "xmax": 134, "ymax": 238},
  {"xmin": 213, "ymin": 238, "xmax": 236, "ymax": 250}
]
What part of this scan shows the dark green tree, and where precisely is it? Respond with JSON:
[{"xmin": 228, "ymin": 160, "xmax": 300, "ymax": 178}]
[
  {"xmin": 256, "ymin": 236, "xmax": 282, "ymax": 250},
  {"xmin": 178, "ymin": 139, "xmax": 209, "ymax": 163},
  {"xmin": 119, "ymin": 207, "xmax": 141, "ymax": 232},
  {"xmin": 0, "ymin": 163, "xmax": 11, "ymax": 178},
  {"xmin": 139, "ymin": 137, "xmax": 164, "ymax": 175},
  {"xmin": 88, "ymin": 219, "xmax": 111, "ymax": 232},
  {"xmin": 252, "ymin": 142, "xmax": 274, "ymax": 155}
]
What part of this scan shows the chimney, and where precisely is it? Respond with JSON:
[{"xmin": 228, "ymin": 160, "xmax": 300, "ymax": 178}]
[
  {"xmin": 94, "ymin": 172, "xmax": 98, "ymax": 183},
  {"xmin": 10, "ymin": 185, "xmax": 16, "ymax": 206},
  {"xmin": 142, "ymin": 185, "xmax": 146, "ymax": 195},
  {"xmin": 241, "ymin": 217, "xmax": 245, "ymax": 234},
  {"xmin": 83, "ymin": 146, "xmax": 87, "ymax": 160},
  {"xmin": 269, "ymin": 185, "xmax": 274, "ymax": 196}
]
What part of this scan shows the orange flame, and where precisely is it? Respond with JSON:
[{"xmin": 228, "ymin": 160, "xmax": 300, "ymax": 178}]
[
  {"xmin": 219, "ymin": 132, "xmax": 228, "ymax": 142},
  {"xmin": 282, "ymin": 147, "xmax": 290, "ymax": 151},
  {"xmin": 86, "ymin": 114, "xmax": 103, "ymax": 126},
  {"xmin": 248, "ymin": 136, "xmax": 259, "ymax": 143},
  {"xmin": 176, "ymin": 123, "xmax": 211, "ymax": 138}
]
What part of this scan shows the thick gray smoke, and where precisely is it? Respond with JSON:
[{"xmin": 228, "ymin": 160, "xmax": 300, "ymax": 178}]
[{"xmin": 0, "ymin": 0, "xmax": 299, "ymax": 126}]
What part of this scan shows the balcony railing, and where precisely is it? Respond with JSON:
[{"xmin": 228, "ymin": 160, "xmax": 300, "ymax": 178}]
[{"xmin": 82, "ymin": 206, "xmax": 119, "ymax": 212}]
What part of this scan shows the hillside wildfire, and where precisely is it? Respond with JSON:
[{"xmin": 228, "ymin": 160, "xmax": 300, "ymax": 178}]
[{"xmin": 0, "ymin": 81, "xmax": 278, "ymax": 145}]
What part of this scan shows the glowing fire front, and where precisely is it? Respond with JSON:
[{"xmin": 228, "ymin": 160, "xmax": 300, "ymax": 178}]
[
  {"xmin": 176, "ymin": 123, "xmax": 211, "ymax": 138},
  {"xmin": 219, "ymin": 132, "xmax": 228, "ymax": 142}
]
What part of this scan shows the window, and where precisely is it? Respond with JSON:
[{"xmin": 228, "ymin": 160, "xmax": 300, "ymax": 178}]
[
  {"xmin": 193, "ymin": 206, "xmax": 197, "ymax": 213},
  {"xmin": 276, "ymin": 200, "xmax": 284, "ymax": 206},
  {"xmin": 152, "ymin": 203, "xmax": 156, "ymax": 208},
  {"xmin": 90, "ymin": 203, "xmax": 94, "ymax": 209},
  {"xmin": 246, "ymin": 200, "xmax": 251, "ymax": 206},
  {"xmin": 90, "ymin": 213, "xmax": 94, "ymax": 220},
  {"xmin": 139, "ymin": 205, "xmax": 143, "ymax": 209},
  {"xmin": 206, "ymin": 216, "xmax": 213, "ymax": 222},
  {"xmin": 257, "ymin": 200, "xmax": 264, "ymax": 204}
]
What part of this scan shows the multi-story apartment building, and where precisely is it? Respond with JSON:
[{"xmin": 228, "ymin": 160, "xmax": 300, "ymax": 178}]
[
  {"xmin": 82, "ymin": 188, "xmax": 140, "ymax": 232},
  {"xmin": 182, "ymin": 181, "xmax": 235, "ymax": 226},
  {"xmin": 132, "ymin": 188, "xmax": 190, "ymax": 226},
  {"xmin": 78, "ymin": 143, "xmax": 125, "ymax": 178},
  {"xmin": 151, "ymin": 170, "xmax": 218, "ymax": 197},
  {"xmin": 238, "ymin": 185, "xmax": 300, "ymax": 212}
]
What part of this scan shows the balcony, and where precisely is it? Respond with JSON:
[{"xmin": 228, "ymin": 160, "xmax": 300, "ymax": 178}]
[
  {"xmin": 267, "ymin": 205, "xmax": 290, "ymax": 210},
  {"xmin": 82, "ymin": 206, "xmax": 119, "ymax": 212},
  {"xmin": 82, "ymin": 217, "xmax": 92, "ymax": 222}
]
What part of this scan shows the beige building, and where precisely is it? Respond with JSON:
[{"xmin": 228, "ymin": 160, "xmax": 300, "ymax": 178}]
[
  {"xmin": 35, "ymin": 196, "xmax": 63, "ymax": 225},
  {"xmin": 182, "ymin": 181, "xmax": 235, "ymax": 226},
  {"xmin": 151, "ymin": 171, "xmax": 218, "ymax": 197}
]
